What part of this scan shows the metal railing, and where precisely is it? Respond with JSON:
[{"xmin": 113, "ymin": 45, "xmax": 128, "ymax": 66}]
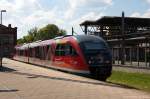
[{"xmin": 112, "ymin": 46, "xmax": 150, "ymax": 69}]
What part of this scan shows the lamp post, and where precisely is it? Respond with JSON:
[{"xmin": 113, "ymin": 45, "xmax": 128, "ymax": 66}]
[{"xmin": 1, "ymin": 10, "xmax": 6, "ymax": 25}]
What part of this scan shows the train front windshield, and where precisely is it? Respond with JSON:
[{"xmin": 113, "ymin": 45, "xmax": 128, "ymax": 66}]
[
  {"xmin": 80, "ymin": 40, "xmax": 111, "ymax": 66},
  {"xmin": 83, "ymin": 41, "xmax": 108, "ymax": 50}
]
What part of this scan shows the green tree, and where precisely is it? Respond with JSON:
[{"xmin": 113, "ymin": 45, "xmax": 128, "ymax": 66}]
[
  {"xmin": 59, "ymin": 29, "xmax": 67, "ymax": 36},
  {"xmin": 17, "ymin": 38, "xmax": 24, "ymax": 44},
  {"xmin": 28, "ymin": 27, "xmax": 38, "ymax": 41},
  {"xmin": 17, "ymin": 24, "xmax": 66, "ymax": 44},
  {"xmin": 37, "ymin": 24, "xmax": 60, "ymax": 40}
]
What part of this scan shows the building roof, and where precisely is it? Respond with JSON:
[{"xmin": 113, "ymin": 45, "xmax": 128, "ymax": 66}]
[
  {"xmin": 80, "ymin": 16, "xmax": 150, "ymax": 27},
  {"xmin": 0, "ymin": 24, "xmax": 8, "ymax": 28}
]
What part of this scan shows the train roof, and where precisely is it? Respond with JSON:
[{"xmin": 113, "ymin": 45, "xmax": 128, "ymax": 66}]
[
  {"xmin": 16, "ymin": 35, "xmax": 106, "ymax": 50},
  {"xmin": 74, "ymin": 35, "xmax": 106, "ymax": 43},
  {"xmin": 16, "ymin": 40, "xmax": 53, "ymax": 50}
]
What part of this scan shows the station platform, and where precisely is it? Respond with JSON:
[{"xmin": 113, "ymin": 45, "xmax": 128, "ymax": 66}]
[{"xmin": 0, "ymin": 58, "xmax": 150, "ymax": 99}]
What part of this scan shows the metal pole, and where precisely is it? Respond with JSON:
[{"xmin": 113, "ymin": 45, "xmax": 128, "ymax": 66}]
[
  {"xmin": 121, "ymin": 11, "xmax": 125, "ymax": 65},
  {"xmin": 0, "ymin": 40, "xmax": 2, "ymax": 68},
  {"xmin": 149, "ymin": 42, "xmax": 150, "ymax": 67},
  {"xmin": 1, "ymin": 11, "xmax": 2, "ymax": 24},
  {"xmin": 72, "ymin": 27, "xmax": 74, "ymax": 35},
  {"xmin": 145, "ymin": 42, "xmax": 147, "ymax": 67},
  {"xmin": 137, "ymin": 45, "xmax": 139, "ymax": 67},
  {"xmin": 118, "ymin": 48, "xmax": 119, "ymax": 64},
  {"xmin": 0, "ymin": 10, "xmax": 6, "ymax": 25},
  {"xmin": 85, "ymin": 25, "xmax": 87, "ymax": 35},
  {"xmin": 130, "ymin": 47, "xmax": 132, "ymax": 65}
]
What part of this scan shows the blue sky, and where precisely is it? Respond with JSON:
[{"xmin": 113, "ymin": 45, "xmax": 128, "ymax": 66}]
[{"xmin": 1, "ymin": 0, "xmax": 150, "ymax": 39}]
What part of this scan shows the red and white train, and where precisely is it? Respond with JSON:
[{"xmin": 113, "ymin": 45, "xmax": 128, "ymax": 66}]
[{"xmin": 14, "ymin": 35, "xmax": 112, "ymax": 81}]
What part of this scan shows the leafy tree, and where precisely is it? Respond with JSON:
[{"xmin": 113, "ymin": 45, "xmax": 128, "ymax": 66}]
[
  {"xmin": 37, "ymin": 24, "xmax": 59, "ymax": 40},
  {"xmin": 59, "ymin": 29, "xmax": 67, "ymax": 36},
  {"xmin": 28, "ymin": 27, "xmax": 38, "ymax": 41},
  {"xmin": 17, "ymin": 38, "xmax": 24, "ymax": 44},
  {"xmin": 17, "ymin": 24, "xmax": 67, "ymax": 44}
]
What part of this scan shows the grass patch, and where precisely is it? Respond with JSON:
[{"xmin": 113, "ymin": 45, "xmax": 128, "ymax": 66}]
[{"xmin": 107, "ymin": 70, "xmax": 150, "ymax": 92}]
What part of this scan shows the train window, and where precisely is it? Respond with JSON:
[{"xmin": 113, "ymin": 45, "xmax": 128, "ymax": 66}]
[
  {"xmin": 83, "ymin": 41, "xmax": 108, "ymax": 50},
  {"xmin": 35, "ymin": 47, "xmax": 41, "ymax": 58},
  {"xmin": 55, "ymin": 44, "xmax": 65, "ymax": 56},
  {"xmin": 55, "ymin": 44, "xmax": 77, "ymax": 56},
  {"xmin": 39, "ymin": 47, "xmax": 42, "ymax": 58},
  {"xmin": 60, "ymin": 45, "xmax": 65, "ymax": 56},
  {"xmin": 23, "ymin": 50, "xmax": 25, "ymax": 56},
  {"xmin": 47, "ymin": 45, "xmax": 50, "ymax": 52},
  {"xmin": 55, "ymin": 44, "xmax": 59, "ymax": 56},
  {"xmin": 35, "ymin": 47, "xmax": 38, "ymax": 58},
  {"xmin": 29, "ymin": 48, "xmax": 33, "ymax": 57},
  {"xmin": 19, "ymin": 50, "xmax": 21, "ymax": 56},
  {"xmin": 41, "ymin": 46, "xmax": 48, "ymax": 60},
  {"xmin": 41, "ymin": 46, "xmax": 45, "ymax": 60},
  {"xmin": 65, "ymin": 44, "xmax": 78, "ymax": 56},
  {"xmin": 20, "ymin": 50, "xmax": 23, "ymax": 56},
  {"xmin": 18, "ymin": 50, "xmax": 20, "ymax": 55},
  {"xmin": 46, "ymin": 45, "xmax": 51, "ymax": 60},
  {"xmin": 43, "ymin": 46, "xmax": 46, "ymax": 59},
  {"xmin": 55, "ymin": 46, "xmax": 59, "ymax": 56}
]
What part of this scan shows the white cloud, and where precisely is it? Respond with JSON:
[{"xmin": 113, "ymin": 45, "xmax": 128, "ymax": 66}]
[
  {"xmin": 130, "ymin": 12, "xmax": 141, "ymax": 17},
  {"xmin": 64, "ymin": 0, "xmax": 110, "ymax": 34},
  {"xmin": 145, "ymin": 0, "xmax": 150, "ymax": 3},
  {"xmin": 1, "ymin": 0, "xmax": 111, "ymax": 39},
  {"xmin": 65, "ymin": 0, "xmax": 112, "ymax": 19},
  {"xmin": 71, "ymin": 12, "xmax": 104, "ymax": 25},
  {"xmin": 69, "ymin": 0, "xmax": 112, "ymax": 8},
  {"xmin": 143, "ymin": 9, "xmax": 150, "ymax": 17},
  {"xmin": 131, "ymin": 10, "xmax": 150, "ymax": 17},
  {"xmin": 65, "ymin": 12, "xmax": 104, "ymax": 35},
  {"xmin": 1, "ymin": 0, "xmax": 69, "ymax": 38}
]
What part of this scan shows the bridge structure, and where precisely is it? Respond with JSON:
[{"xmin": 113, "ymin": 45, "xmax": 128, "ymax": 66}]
[{"xmin": 80, "ymin": 12, "xmax": 150, "ymax": 69}]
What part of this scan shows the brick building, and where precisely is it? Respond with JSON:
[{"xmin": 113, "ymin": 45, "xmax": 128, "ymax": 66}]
[{"xmin": 0, "ymin": 24, "xmax": 17, "ymax": 57}]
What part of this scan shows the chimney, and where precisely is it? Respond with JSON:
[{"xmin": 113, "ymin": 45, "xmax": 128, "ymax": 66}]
[{"xmin": 8, "ymin": 24, "xmax": 11, "ymax": 28}]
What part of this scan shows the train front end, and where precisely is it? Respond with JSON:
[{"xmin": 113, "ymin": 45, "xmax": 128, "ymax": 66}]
[{"xmin": 76, "ymin": 35, "xmax": 112, "ymax": 81}]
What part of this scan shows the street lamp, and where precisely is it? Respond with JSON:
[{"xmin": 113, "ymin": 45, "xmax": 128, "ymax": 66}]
[{"xmin": 1, "ymin": 10, "xmax": 6, "ymax": 25}]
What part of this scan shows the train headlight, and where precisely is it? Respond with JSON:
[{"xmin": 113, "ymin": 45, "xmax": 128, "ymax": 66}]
[
  {"xmin": 73, "ymin": 61, "xmax": 78, "ymax": 65},
  {"xmin": 98, "ymin": 56, "xmax": 103, "ymax": 63},
  {"xmin": 88, "ymin": 60, "xmax": 92, "ymax": 64},
  {"xmin": 105, "ymin": 60, "xmax": 110, "ymax": 63}
]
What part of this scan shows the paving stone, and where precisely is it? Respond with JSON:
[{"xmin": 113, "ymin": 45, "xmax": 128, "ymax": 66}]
[{"xmin": 0, "ymin": 58, "xmax": 150, "ymax": 99}]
